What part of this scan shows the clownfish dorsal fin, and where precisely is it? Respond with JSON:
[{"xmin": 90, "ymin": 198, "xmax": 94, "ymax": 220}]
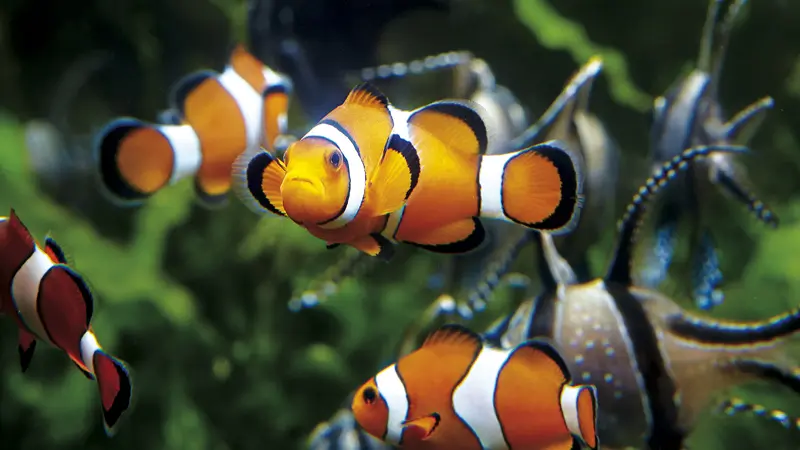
[
  {"xmin": 168, "ymin": 69, "xmax": 218, "ymax": 117},
  {"xmin": 7, "ymin": 209, "xmax": 35, "ymax": 247},
  {"xmin": 421, "ymin": 324, "xmax": 483, "ymax": 352},
  {"xmin": 43, "ymin": 236, "xmax": 68, "ymax": 264},
  {"xmin": 407, "ymin": 100, "xmax": 489, "ymax": 155},
  {"xmin": 53, "ymin": 265, "xmax": 95, "ymax": 327},
  {"xmin": 508, "ymin": 338, "xmax": 572, "ymax": 383},
  {"xmin": 370, "ymin": 135, "xmax": 420, "ymax": 216},
  {"xmin": 344, "ymin": 82, "xmax": 390, "ymax": 111}
]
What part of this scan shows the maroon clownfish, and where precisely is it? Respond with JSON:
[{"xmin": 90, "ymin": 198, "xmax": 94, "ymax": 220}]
[
  {"xmin": 236, "ymin": 82, "xmax": 584, "ymax": 260},
  {"xmin": 0, "ymin": 210, "xmax": 133, "ymax": 435},
  {"xmin": 351, "ymin": 324, "xmax": 599, "ymax": 449},
  {"xmin": 96, "ymin": 44, "xmax": 292, "ymax": 207}
]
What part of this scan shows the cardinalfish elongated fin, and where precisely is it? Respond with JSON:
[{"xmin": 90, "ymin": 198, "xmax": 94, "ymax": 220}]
[
  {"xmin": 370, "ymin": 135, "xmax": 421, "ymax": 216},
  {"xmin": 713, "ymin": 164, "xmax": 778, "ymax": 227},
  {"xmin": 724, "ymin": 96, "xmax": 774, "ymax": 146},
  {"xmin": 479, "ymin": 140, "xmax": 584, "ymax": 234},
  {"xmin": 401, "ymin": 413, "xmax": 441, "ymax": 441},
  {"xmin": 606, "ymin": 144, "xmax": 748, "ymax": 285},
  {"xmin": 560, "ymin": 385, "xmax": 599, "ymax": 450},
  {"xmin": 94, "ymin": 118, "xmax": 202, "ymax": 205},
  {"xmin": 356, "ymin": 51, "xmax": 474, "ymax": 82},
  {"xmin": 232, "ymin": 150, "xmax": 287, "ymax": 217},
  {"xmin": 288, "ymin": 249, "xmax": 377, "ymax": 312},
  {"xmin": 716, "ymin": 397, "xmax": 800, "ymax": 432},
  {"xmin": 407, "ymin": 100, "xmax": 489, "ymax": 155}
]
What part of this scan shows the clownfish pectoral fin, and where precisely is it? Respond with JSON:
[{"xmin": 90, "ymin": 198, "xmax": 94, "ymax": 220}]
[
  {"xmin": 168, "ymin": 69, "xmax": 218, "ymax": 117},
  {"xmin": 43, "ymin": 236, "xmax": 68, "ymax": 264},
  {"xmin": 401, "ymin": 413, "xmax": 441, "ymax": 441},
  {"xmin": 407, "ymin": 100, "xmax": 489, "ymax": 155},
  {"xmin": 484, "ymin": 140, "xmax": 584, "ymax": 235},
  {"xmin": 347, "ymin": 234, "xmax": 395, "ymax": 261},
  {"xmin": 560, "ymin": 384, "xmax": 599, "ymax": 450},
  {"xmin": 406, "ymin": 218, "xmax": 486, "ymax": 254},
  {"xmin": 326, "ymin": 242, "xmax": 341, "ymax": 250},
  {"xmin": 17, "ymin": 328, "xmax": 37, "ymax": 372},
  {"xmin": 370, "ymin": 135, "xmax": 420, "ymax": 216},
  {"xmin": 92, "ymin": 350, "xmax": 133, "ymax": 435},
  {"xmin": 344, "ymin": 82, "xmax": 390, "ymax": 110},
  {"xmin": 232, "ymin": 150, "xmax": 287, "ymax": 217}
]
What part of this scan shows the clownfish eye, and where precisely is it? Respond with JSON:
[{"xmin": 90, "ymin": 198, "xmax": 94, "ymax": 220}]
[
  {"xmin": 363, "ymin": 386, "xmax": 377, "ymax": 404},
  {"xmin": 328, "ymin": 150, "xmax": 342, "ymax": 169}
]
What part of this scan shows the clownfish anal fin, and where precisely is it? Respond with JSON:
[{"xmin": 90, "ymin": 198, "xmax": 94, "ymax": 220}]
[
  {"xmin": 344, "ymin": 82, "xmax": 390, "ymax": 110},
  {"xmin": 348, "ymin": 234, "xmax": 395, "ymax": 261},
  {"xmin": 422, "ymin": 323, "xmax": 483, "ymax": 350},
  {"xmin": 408, "ymin": 100, "xmax": 488, "ymax": 155},
  {"xmin": 43, "ymin": 236, "xmax": 68, "ymax": 264},
  {"xmin": 407, "ymin": 218, "xmax": 485, "ymax": 254},
  {"xmin": 17, "ymin": 328, "xmax": 37, "ymax": 372},
  {"xmin": 509, "ymin": 338, "xmax": 572, "ymax": 382},
  {"xmin": 232, "ymin": 150, "xmax": 287, "ymax": 217},
  {"xmin": 371, "ymin": 135, "xmax": 420, "ymax": 216},
  {"xmin": 59, "ymin": 265, "xmax": 95, "ymax": 327},
  {"xmin": 169, "ymin": 69, "xmax": 218, "ymax": 117}
]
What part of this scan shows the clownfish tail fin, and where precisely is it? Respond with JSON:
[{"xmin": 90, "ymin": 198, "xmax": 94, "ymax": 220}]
[
  {"xmin": 560, "ymin": 384, "xmax": 599, "ymax": 450},
  {"xmin": 479, "ymin": 139, "xmax": 584, "ymax": 234},
  {"xmin": 94, "ymin": 118, "xmax": 202, "ymax": 205},
  {"xmin": 92, "ymin": 349, "xmax": 133, "ymax": 435},
  {"xmin": 232, "ymin": 149, "xmax": 287, "ymax": 217}
]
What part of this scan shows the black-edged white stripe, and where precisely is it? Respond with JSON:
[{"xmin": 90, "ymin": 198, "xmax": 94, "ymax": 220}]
[
  {"xmin": 160, "ymin": 125, "xmax": 202, "ymax": 185},
  {"xmin": 263, "ymin": 66, "xmax": 292, "ymax": 134},
  {"xmin": 374, "ymin": 364, "xmax": 409, "ymax": 446},
  {"xmin": 560, "ymin": 385, "xmax": 583, "ymax": 439},
  {"xmin": 380, "ymin": 205, "xmax": 405, "ymax": 242},
  {"xmin": 218, "ymin": 67, "xmax": 264, "ymax": 152},
  {"xmin": 452, "ymin": 346, "xmax": 510, "ymax": 449},
  {"xmin": 304, "ymin": 123, "xmax": 366, "ymax": 229},
  {"xmin": 80, "ymin": 331, "xmax": 101, "ymax": 374},
  {"xmin": 10, "ymin": 245, "xmax": 55, "ymax": 345},
  {"xmin": 478, "ymin": 152, "xmax": 517, "ymax": 220}
]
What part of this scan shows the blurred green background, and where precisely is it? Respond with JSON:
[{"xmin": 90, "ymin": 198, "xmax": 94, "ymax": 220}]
[{"xmin": 1, "ymin": 0, "xmax": 800, "ymax": 448}]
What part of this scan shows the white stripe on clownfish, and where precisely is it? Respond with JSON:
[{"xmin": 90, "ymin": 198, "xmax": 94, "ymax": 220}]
[
  {"xmin": 306, "ymin": 123, "xmax": 367, "ymax": 230},
  {"xmin": 10, "ymin": 245, "xmax": 56, "ymax": 345},
  {"xmin": 217, "ymin": 66, "xmax": 264, "ymax": 152},
  {"xmin": 160, "ymin": 124, "xmax": 203, "ymax": 185},
  {"xmin": 452, "ymin": 345, "xmax": 510, "ymax": 449},
  {"xmin": 80, "ymin": 330, "xmax": 101, "ymax": 374},
  {"xmin": 477, "ymin": 151, "xmax": 517, "ymax": 221},
  {"xmin": 374, "ymin": 363, "xmax": 409, "ymax": 446}
]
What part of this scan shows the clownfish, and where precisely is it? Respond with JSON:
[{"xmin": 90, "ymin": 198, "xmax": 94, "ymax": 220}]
[
  {"xmin": 95, "ymin": 44, "xmax": 292, "ymax": 207},
  {"xmin": 0, "ymin": 210, "xmax": 133, "ymax": 434},
  {"xmin": 236, "ymin": 82, "xmax": 583, "ymax": 260},
  {"xmin": 351, "ymin": 324, "xmax": 598, "ymax": 449}
]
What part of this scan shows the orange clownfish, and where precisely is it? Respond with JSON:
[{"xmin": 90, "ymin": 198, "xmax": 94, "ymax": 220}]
[
  {"xmin": 0, "ymin": 210, "xmax": 133, "ymax": 434},
  {"xmin": 351, "ymin": 324, "xmax": 599, "ymax": 449},
  {"xmin": 236, "ymin": 82, "xmax": 584, "ymax": 260},
  {"xmin": 95, "ymin": 44, "xmax": 292, "ymax": 207}
]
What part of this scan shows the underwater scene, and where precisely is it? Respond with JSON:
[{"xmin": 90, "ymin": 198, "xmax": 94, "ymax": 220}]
[{"xmin": 1, "ymin": 0, "xmax": 800, "ymax": 448}]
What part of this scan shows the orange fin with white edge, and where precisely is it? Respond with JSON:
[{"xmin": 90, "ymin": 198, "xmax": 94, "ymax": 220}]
[
  {"xmin": 421, "ymin": 323, "xmax": 483, "ymax": 352},
  {"xmin": 232, "ymin": 149, "xmax": 287, "ymax": 217},
  {"xmin": 489, "ymin": 140, "xmax": 583, "ymax": 234},
  {"xmin": 348, "ymin": 234, "xmax": 395, "ymax": 261},
  {"xmin": 407, "ymin": 100, "xmax": 488, "ymax": 155},
  {"xmin": 94, "ymin": 118, "xmax": 182, "ymax": 204},
  {"xmin": 406, "ymin": 218, "xmax": 486, "ymax": 254},
  {"xmin": 343, "ymin": 82, "xmax": 390, "ymax": 110},
  {"xmin": 371, "ymin": 135, "xmax": 420, "ymax": 216},
  {"xmin": 560, "ymin": 384, "xmax": 599, "ymax": 450},
  {"xmin": 401, "ymin": 413, "xmax": 441, "ymax": 441}
]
